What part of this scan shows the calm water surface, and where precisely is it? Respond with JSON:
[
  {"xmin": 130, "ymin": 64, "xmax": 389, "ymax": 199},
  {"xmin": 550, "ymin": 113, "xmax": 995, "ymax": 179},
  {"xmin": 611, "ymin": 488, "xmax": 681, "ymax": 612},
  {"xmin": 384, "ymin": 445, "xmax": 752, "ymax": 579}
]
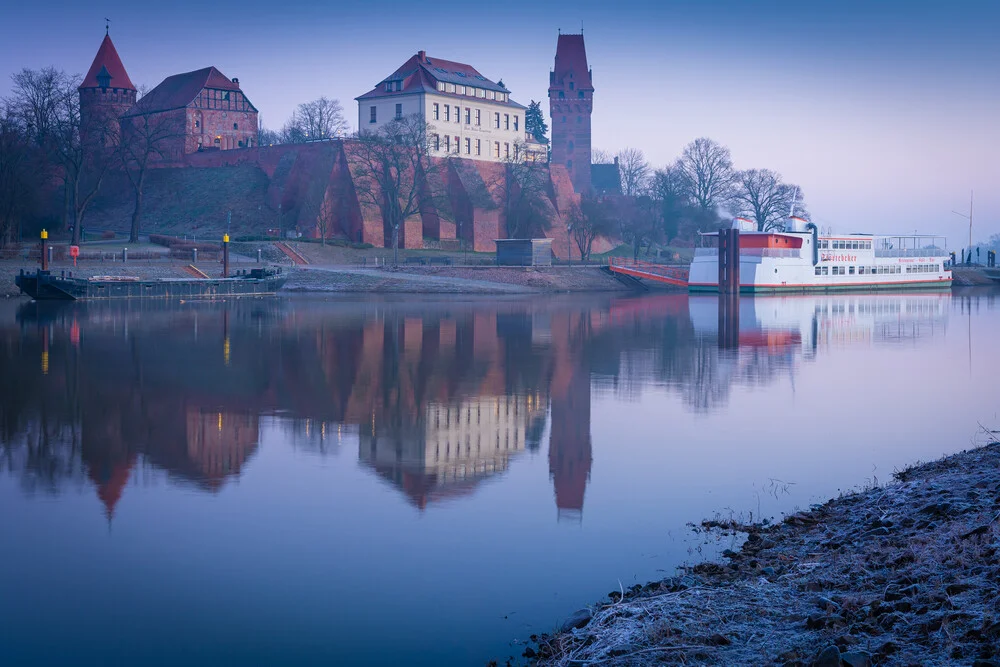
[{"xmin": 1, "ymin": 290, "xmax": 998, "ymax": 666}]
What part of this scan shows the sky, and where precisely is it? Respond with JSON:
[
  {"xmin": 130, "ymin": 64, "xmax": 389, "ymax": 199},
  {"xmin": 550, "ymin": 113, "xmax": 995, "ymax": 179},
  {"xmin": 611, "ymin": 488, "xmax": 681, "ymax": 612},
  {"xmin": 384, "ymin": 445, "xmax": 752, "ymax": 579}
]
[{"xmin": 3, "ymin": 0, "xmax": 998, "ymax": 247}]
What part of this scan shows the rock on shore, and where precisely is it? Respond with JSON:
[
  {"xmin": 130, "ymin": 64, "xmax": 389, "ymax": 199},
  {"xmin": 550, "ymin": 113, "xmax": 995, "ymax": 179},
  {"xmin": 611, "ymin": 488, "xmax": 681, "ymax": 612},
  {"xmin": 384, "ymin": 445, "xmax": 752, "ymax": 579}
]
[{"xmin": 530, "ymin": 440, "xmax": 1000, "ymax": 666}]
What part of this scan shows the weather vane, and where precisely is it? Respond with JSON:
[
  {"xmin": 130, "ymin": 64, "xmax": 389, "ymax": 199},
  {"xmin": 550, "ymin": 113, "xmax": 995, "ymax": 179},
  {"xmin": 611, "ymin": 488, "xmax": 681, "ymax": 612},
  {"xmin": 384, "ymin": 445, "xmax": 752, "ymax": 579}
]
[{"xmin": 105, "ymin": 18, "xmax": 110, "ymax": 36}]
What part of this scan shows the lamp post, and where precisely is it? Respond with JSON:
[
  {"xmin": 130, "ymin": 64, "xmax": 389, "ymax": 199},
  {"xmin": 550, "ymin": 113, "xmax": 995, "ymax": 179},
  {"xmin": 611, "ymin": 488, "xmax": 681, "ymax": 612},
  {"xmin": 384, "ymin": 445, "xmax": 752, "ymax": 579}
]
[
  {"xmin": 566, "ymin": 223, "xmax": 573, "ymax": 264},
  {"xmin": 952, "ymin": 190, "xmax": 973, "ymax": 266}
]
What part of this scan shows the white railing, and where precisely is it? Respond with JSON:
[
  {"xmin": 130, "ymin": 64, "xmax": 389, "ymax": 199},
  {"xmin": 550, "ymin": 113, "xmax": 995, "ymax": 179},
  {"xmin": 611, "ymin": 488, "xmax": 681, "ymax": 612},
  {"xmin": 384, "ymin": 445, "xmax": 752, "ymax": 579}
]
[
  {"xmin": 875, "ymin": 249, "xmax": 947, "ymax": 258},
  {"xmin": 741, "ymin": 248, "xmax": 802, "ymax": 259}
]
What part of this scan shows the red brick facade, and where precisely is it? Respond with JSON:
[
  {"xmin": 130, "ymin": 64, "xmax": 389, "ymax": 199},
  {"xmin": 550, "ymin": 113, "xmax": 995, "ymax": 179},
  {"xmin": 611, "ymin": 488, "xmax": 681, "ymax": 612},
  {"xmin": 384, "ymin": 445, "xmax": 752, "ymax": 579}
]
[{"xmin": 549, "ymin": 34, "xmax": 594, "ymax": 195}]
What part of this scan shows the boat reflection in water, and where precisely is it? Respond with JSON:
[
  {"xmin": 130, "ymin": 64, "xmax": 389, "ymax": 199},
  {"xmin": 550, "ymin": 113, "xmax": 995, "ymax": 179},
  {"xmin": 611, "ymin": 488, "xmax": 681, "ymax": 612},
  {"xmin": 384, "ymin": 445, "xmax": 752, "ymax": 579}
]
[{"xmin": 2, "ymin": 292, "xmax": 950, "ymax": 522}]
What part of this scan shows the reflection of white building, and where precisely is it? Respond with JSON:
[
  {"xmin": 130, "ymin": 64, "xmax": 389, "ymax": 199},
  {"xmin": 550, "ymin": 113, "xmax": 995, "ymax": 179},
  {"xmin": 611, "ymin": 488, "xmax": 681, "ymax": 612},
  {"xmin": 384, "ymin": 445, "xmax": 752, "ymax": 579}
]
[
  {"xmin": 358, "ymin": 394, "xmax": 546, "ymax": 508},
  {"xmin": 683, "ymin": 294, "xmax": 951, "ymax": 411}
]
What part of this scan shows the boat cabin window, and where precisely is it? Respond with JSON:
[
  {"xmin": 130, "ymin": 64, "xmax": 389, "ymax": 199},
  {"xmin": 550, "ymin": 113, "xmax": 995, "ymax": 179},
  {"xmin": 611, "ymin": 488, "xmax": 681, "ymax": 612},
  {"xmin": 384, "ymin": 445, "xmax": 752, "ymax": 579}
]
[{"xmin": 849, "ymin": 266, "xmax": 856, "ymax": 275}]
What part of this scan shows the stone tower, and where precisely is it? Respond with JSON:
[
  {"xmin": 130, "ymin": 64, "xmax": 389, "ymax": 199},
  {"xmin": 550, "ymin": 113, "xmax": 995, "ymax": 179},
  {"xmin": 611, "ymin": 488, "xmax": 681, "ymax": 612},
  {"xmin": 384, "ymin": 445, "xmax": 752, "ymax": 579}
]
[
  {"xmin": 79, "ymin": 30, "xmax": 137, "ymax": 148},
  {"xmin": 548, "ymin": 33, "xmax": 593, "ymax": 194}
]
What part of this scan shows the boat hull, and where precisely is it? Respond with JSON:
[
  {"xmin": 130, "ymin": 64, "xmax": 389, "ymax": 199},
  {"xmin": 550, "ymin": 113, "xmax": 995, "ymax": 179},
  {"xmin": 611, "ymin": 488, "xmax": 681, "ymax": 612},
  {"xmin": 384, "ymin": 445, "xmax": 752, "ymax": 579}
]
[
  {"xmin": 15, "ymin": 270, "xmax": 286, "ymax": 301},
  {"xmin": 689, "ymin": 279, "xmax": 952, "ymax": 293}
]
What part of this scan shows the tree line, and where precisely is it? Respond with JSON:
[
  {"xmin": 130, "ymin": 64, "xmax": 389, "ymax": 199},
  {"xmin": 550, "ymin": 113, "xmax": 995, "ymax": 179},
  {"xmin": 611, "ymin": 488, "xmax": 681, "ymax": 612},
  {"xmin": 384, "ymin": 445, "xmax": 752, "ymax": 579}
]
[{"xmin": 571, "ymin": 139, "xmax": 809, "ymax": 261}]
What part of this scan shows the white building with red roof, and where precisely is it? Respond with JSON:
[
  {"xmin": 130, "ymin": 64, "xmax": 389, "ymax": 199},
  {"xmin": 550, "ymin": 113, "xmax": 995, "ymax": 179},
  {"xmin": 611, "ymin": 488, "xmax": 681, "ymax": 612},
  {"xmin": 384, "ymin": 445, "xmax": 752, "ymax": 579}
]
[{"xmin": 356, "ymin": 50, "xmax": 544, "ymax": 163}]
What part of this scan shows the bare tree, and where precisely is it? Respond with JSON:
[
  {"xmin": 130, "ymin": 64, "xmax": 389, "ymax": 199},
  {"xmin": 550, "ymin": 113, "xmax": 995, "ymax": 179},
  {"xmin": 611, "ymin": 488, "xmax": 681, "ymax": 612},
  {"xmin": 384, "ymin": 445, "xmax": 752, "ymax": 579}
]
[
  {"xmin": 616, "ymin": 195, "xmax": 661, "ymax": 261},
  {"xmin": 495, "ymin": 140, "xmax": 553, "ymax": 239},
  {"xmin": 569, "ymin": 195, "xmax": 613, "ymax": 261},
  {"xmin": 616, "ymin": 148, "xmax": 650, "ymax": 198},
  {"xmin": 0, "ymin": 102, "xmax": 45, "ymax": 246},
  {"xmin": 283, "ymin": 97, "xmax": 349, "ymax": 143},
  {"xmin": 117, "ymin": 108, "xmax": 181, "ymax": 242},
  {"xmin": 591, "ymin": 148, "xmax": 613, "ymax": 164},
  {"xmin": 350, "ymin": 114, "xmax": 443, "ymax": 266},
  {"xmin": 675, "ymin": 137, "xmax": 735, "ymax": 213},
  {"xmin": 731, "ymin": 168, "xmax": 806, "ymax": 231},
  {"xmin": 9, "ymin": 68, "xmax": 111, "ymax": 245}
]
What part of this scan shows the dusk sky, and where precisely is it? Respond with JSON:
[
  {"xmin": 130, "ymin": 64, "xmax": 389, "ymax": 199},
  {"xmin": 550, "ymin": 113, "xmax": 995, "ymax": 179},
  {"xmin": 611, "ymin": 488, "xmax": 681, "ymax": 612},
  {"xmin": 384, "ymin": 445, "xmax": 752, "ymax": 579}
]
[{"xmin": 3, "ymin": 1, "xmax": 998, "ymax": 247}]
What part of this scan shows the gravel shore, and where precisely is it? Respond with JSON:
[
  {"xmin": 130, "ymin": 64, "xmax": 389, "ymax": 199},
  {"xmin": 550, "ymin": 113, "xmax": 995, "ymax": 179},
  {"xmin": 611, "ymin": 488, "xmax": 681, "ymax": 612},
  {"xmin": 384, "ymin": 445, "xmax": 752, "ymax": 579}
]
[{"xmin": 527, "ymin": 435, "xmax": 1000, "ymax": 667}]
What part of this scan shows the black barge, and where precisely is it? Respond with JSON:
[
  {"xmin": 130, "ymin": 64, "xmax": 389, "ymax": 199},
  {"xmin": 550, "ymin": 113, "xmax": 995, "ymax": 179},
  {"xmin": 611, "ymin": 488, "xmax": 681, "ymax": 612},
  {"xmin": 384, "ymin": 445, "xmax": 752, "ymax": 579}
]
[{"xmin": 15, "ymin": 267, "xmax": 286, "ymax": 301}]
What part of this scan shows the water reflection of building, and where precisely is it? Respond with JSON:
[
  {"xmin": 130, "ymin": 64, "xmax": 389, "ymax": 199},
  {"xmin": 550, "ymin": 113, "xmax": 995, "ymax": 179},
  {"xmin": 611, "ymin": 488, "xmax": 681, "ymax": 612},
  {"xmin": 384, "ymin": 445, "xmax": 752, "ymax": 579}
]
[
  {"xmin": 684, "ymin": 294, "xmax": 950, "ymax": 411},
  {"xmin": 5, "ymin": 293, "xmax": 951, "ymax": 520},
  {"xmin": 359, "ymin": 395, "xmax": 546, "ymax": 509}
]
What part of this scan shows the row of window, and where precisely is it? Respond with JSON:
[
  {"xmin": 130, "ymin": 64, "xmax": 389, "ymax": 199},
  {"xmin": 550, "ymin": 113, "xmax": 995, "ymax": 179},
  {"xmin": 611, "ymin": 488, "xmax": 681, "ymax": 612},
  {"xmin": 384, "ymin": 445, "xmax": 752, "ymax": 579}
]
[
  {"xmin": 815, "ymin": 264, "xmax": 940, "ymax": 276},
  {"xmin": 432, "ymin": 134, "xmax": 516, "ymax": 159},
  {"xmin": 556, "ymin": 90, "xmax": 587, "ymax": 100},
  {"xmin": 432, "ymin": 103, "xmax": 518, "ymax": 131},
  {"xmin": 435, "ymin": 81, "xmax": 509, "ymax": 102},
  {"xmin": 819, "ymin": 239, "xmax": 873, "ymax": 250},
  {"xmin": 193, "ymin": 89, "xmax": 250, "ymax": 112}
]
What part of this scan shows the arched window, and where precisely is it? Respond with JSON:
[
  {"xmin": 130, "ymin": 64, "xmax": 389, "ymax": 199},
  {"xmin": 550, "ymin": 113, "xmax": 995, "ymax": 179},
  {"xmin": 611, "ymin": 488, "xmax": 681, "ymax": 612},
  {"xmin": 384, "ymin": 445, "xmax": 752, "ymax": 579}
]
[{"xmin": 567, "ymin": 140, "xmax": 574, "ymax": 153}]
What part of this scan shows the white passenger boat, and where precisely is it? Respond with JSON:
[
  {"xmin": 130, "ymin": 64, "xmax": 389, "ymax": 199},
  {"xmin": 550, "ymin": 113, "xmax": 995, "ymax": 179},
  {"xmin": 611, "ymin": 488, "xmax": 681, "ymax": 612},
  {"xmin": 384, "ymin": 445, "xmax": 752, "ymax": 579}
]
[{"xmin": 688, "ymin": 217, "xmax": 952, "ymax": 293}]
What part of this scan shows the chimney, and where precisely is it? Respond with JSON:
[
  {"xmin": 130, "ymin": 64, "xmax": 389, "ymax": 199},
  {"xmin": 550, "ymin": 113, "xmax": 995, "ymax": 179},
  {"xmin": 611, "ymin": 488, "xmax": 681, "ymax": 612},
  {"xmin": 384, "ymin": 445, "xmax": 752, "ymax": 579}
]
[
  {"xmin": 417, "ymin": 50, "xmax": 426, "ymax": 62},
  {"xmin": 232, "ymin": 77, "xmax": 239, "ymax": 85},
  {"xmin": 613, "ymin": 156, "xmax": 619, "ymax": 166}
]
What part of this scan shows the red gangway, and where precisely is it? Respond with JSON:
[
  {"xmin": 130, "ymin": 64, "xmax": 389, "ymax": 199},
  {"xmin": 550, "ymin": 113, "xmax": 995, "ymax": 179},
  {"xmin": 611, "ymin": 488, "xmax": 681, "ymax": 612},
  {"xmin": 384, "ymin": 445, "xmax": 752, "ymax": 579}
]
[
  {"xmin": 608, "ymin": 257, "xmax": 689, "ymax": 287},
  {"xmin": 274, "ymin": 241, "xmax": 310, "ymax": 266}
]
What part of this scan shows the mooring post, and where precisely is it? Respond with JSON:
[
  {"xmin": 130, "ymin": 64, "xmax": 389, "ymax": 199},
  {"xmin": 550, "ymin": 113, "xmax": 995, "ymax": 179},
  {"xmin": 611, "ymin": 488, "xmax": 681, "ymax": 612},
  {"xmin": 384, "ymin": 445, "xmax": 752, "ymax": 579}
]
[
  {"xmin": 257, "ymin": 248, "xmax": 261, "ymax": 263},
  {"xmin": 223, "ymin": 234, "xmax": 230, "ymax": 278},
  {"xmin": 717, "ymin": 227, "xmax": 728, "ymax": 294},
  {"xmin": 123, "ymin": 247, "xmax": 128, "ymax": 263},
  {"xmin": 40, "ymin": 229, "xmax": 48, "ymax": 271},
  {"xmin": 193, "ymin": 248, "xmax": 198, "ymax": 264},
  {"xmin": 729, "ymin": 229, "xmax": 740, "ymax": 294}
]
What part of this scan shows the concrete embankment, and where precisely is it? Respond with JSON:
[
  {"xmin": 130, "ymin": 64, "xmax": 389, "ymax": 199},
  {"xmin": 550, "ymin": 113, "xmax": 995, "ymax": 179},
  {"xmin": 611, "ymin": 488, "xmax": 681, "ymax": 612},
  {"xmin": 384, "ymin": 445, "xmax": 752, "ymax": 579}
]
[
  {"xmin": 528, "ymin": 438, "xmax": 1000, "ymax": 667},
  {"xmin": 952, "ymin": 267, "xmax": 997, "ymax": 287}
]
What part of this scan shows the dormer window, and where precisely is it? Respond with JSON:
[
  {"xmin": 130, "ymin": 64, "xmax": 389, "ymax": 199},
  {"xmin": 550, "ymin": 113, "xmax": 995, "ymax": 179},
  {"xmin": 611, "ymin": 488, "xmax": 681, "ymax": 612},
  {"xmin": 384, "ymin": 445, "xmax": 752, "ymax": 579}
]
[
  {"xmin": 96, "ymin": 65, "xmax": 111, "ymax": 89},
  {"xmin": 569, "ymin": 82, "xmax": 575, "ymax": 90},
  {"xmin": 385, "ymin": 82, "xmax": 392, "ymax": 92}
]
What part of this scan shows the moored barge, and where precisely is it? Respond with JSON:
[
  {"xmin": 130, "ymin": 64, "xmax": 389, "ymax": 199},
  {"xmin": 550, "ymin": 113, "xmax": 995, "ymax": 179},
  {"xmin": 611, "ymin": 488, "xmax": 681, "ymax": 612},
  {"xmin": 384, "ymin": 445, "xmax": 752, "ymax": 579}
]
[{"xmin": 15, "ymin": 267, "xmax": 286, "ymax": 301}]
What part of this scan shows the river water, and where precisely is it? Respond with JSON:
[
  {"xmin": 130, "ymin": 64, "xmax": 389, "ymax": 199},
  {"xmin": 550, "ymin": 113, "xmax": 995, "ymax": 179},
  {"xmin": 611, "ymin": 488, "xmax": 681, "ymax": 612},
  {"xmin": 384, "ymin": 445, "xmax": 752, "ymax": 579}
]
[{"xmin": 1, "ymin": 289, "xmax": 997, "ymax": 666}]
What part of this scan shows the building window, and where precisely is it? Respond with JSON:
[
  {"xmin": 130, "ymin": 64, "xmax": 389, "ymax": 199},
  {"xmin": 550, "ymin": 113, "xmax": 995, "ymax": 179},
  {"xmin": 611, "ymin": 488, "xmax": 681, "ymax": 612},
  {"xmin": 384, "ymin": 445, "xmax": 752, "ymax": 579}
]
[
  {"xmin": 513, "ymin": 116, "xmax": 519, "ymax": 131},
  {"xmin": 433, "ymin": 103, "xmax": 439, "ymax": 120},
  {"xmin": 370, "ymin": 106, "xmax": 377, "ymax": 123},
  {"xmin": 475, "ymin": 109, "xmax": 481, "ymax": 126},
  {"xmin": 504, "ymin": 143, "xmax": 510, "ymax": 157},
  {"xmin": 457, "ymin": 85, "xmax": 465, "ymax": 95},
  {"xmin": 454, "ymin": 136, "xmax": 460, "ymax": 153},
  {"xmin": 488, "ymin": 90, "xmax": 496, "ymax": 100},
  {"xmin": 465, "ymin": 108, "xmax": 471, "ymax": 124},
  {"xmin": 566, "ymin": 159, "xmax": 572, "ymax": 171},
  {"xmin": 494, "ymin": 112, "xmax": 500, "ymax": 129},
  {"xmin": 578, "ymin": 91, "xmax": 584, "ymax": 98},
  {"xmin": 445, "ymin": 106, "xmax": 450, "ymax": 122},
  {"xmin": 454, "ymin": 106, "xmax": 460, "ymax": 123},
  {"xmin": 568, "ymin": 140, "xmax": 574, "ymax": 153},
  {"xmin": 514, "ymin": 143, "xmax": 519, "ymax": 159},
  {"xmin": 437, "ymin": 82, "xmax": 445, "ymax": 92},
  {"xmin": 385, "ymin": 82, "xmax": 392, "ymax": 92},
  {"xmin": 504, "ymin": 114, "xmax": 510, "ymax": 130},
  {"xmin": 433, "ymin": 134, "xmax": 440, "ymax": 151},
  {"xmin": 477, "ymin": 88, "xmax": 485, "ymax": 98},
  {"xmin": 445, "ymin": 136, "xmax": 451, "ymax": 152},
  {"xmin": 395, "ymin": 103, "xmax": 402, "ymax": 119},
  {"xmin": 465, "ymin": 137, "xmax": 471, "ymax": 154},
  {"xmin": 476, "ymin": 139, "xmax": 481, "ymax": 156},
  {"xmin": 233, "ymin": 122, "xmax": 238, "ymax": 130},
  {"xmin": 446, "ymin": 83, "xmax": 456, "ymax": 93},
  {"xmin": 494, "ymin": 141, "xmax": 500, "ymax": 158},
  {"xmin": 195, "ymin": 120, "xmax": 200, "ymax": 128},
  {"xmin": 559, "ymin": 91, "xmax": 565, "ymax": 99}
]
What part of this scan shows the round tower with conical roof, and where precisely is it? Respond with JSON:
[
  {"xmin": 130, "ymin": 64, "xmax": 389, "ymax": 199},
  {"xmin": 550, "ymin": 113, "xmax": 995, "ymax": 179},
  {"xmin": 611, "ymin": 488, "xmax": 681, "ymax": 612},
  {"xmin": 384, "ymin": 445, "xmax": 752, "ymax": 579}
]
[{"xmin": 79, "ymin": 30, "xmax": 137, "ymax": 148}]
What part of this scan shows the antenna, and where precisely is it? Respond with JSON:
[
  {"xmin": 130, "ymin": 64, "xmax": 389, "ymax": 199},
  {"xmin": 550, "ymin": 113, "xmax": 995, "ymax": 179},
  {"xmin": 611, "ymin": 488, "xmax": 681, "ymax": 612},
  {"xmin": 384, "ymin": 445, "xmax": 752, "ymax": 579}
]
[{"xmin": 788, "ymin": 186, "xmax": 799, "ymax": 218}]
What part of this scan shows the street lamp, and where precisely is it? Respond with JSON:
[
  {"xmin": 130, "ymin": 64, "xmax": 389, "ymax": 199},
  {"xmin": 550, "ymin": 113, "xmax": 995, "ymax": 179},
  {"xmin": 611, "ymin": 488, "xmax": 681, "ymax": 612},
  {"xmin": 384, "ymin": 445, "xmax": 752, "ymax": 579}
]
[
  {"xmin": 952, "ymin": 190, "xmax": 973, "ymax": 266},
  {"xmin": 566, "ymin": 223, "xmax": 573, "ymax": 264}
]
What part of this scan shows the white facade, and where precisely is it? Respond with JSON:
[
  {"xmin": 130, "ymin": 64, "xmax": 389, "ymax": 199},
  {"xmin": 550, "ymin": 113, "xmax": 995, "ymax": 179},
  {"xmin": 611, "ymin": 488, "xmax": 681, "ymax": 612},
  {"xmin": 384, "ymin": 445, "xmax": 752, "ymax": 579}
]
[{"xmin": 358, "ymin": 91, "xmax": 528, "ymax": 163}]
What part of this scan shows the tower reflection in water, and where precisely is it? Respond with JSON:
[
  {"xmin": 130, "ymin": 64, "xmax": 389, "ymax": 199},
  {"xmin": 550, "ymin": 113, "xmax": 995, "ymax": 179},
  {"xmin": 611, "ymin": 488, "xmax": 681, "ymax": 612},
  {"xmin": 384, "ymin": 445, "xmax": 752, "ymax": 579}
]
[{"xmin": 1, "ymin": 292, "xmax": 950, "ymax": 520}]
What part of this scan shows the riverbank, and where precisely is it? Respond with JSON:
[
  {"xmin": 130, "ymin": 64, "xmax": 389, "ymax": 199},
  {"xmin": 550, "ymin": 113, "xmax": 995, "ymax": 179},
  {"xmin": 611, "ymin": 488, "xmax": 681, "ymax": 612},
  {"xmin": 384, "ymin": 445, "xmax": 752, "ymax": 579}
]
[
  {"xmin": 1, "ymin": 261, "xmax": 632, "ymax": 297},
  {"xmin": 528, "ymin": 436, "xmax": 1000, "ymax": 666}
]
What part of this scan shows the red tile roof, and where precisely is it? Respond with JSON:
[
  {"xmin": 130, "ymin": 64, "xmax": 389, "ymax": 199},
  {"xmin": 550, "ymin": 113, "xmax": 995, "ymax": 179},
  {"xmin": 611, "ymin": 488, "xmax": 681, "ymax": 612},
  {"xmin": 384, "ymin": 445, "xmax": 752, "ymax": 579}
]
[
  {"xmin": 550, "ymin": 33, "xmax": 593, "ymax": 93},
  {"xmin": 357, "ymin": 51, "xmax": 525, "ymax": 109},
  {"xmin": 125, "ymin": 66, "xmax": 252, "ymax": 116},
  {"xmin": 80, "ymin": 34, "xmax": 136, "ymax": 91}
]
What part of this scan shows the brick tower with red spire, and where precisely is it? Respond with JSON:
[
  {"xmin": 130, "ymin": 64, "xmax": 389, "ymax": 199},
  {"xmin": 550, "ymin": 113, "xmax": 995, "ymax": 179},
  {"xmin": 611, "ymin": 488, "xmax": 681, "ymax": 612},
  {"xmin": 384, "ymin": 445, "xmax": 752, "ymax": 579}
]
[
  {"xmin": 79, "ymin": 27, "xmax": 137, "ymax": 147},
  {"xmin": 548, "ymin": 33, "xmax": 594, "ymax": 194}
]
